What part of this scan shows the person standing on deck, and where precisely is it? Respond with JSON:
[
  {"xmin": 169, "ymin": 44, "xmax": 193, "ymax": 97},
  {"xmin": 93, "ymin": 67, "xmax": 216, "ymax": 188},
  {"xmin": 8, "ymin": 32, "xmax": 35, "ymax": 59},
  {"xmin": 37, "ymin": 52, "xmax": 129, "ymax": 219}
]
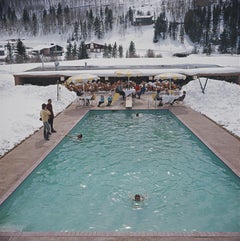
[
  {"xmin": 46, "ymin": 99, "xmax": 56, "ymax": 133},
  {"xmin": 40, "ymin": 103, "xmax": 51, "ymax": 141}
]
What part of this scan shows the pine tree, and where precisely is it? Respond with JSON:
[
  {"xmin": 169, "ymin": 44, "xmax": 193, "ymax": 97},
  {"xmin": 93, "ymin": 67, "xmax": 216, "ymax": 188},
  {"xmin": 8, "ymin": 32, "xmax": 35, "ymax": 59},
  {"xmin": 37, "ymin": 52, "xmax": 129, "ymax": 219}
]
[
  {"xmin": 32, "ymin": 13, "xmax": 38, "ymax": 36},
  {"xmin": 82, "ymin": 21, "xmax": 87, "ymax": 41},
  {"xmin": 127, "ymin": 7, "xmax": 134, "ymax": 25},
  {"xmin": 154, "ymin": 13, "xmax": 167, "ymax": 41},
  {"xmin": 49, "ymin": 5, "xmax": 56, "ymax": 33},
  {"xmin": 22, "ymin": 7, "xmax": 30, "ymax": 31},
  {"xmin": 218, "ymin": 29, "xmax": 229, "ymax": 53},
  {"xmin": 72, "ymin": 42, "xmax": 77, "ymax": 59},
  {"xmin": 112, "ymin": 42, "xmax": 117, "ymax": 58},
  {"xmin": 57, "ymin": 2, "xmax": 63, "ymax": 28},
  {"xmin": 129, "ymin": 41, "xmax": 136, "ymax": 58},
  {"xmin": 16, "ymin": 39, "xmax": 27, "ymax": 63},
  {"xmin": 22, "ymin": 7, "xmax": 30, "ymax": 23},
  {"xmin": 73, "ymin": 22, "xmax": 79, "ymax": 41},
  {"xmin": 168, "ymin": 20, "xmax": 178, "ymax": 40},
  {"xmin": 212, "ymin": 5, "xmax": 221, "ymax": 44},
  {"xmin": 65, "ymin": 42, "xmax": 73, "ymax": 60},
  {"xmin": 105, "ymin": 7, "xmax": 113, "ymax": 31},
  {"xmin": 103, "ymin": 43, "xmax": 108, "ymax": 58},
  {"xmin": 107, "ymin": 44, "xmax": 112, "ymax": 57},
  {"xmin": 118, "ymin": 45, "xmax": 123, "ymax": 58},
  {"xmin": 180, "ymin": 24, "xmax": 184, "ymax": 44},
  {"xmin": 146, "ymin": 49, "xmax": 155, "ymax": 58},
  {"xmin": 94, "ymin": 16, "xmax": 101, "ymax": 39},
  {"xmin": 78, "ymin": 41, "xmax": 88, "ymax": 60},
  {"xmin": 203, "ymin": 6, "xmax": 212, "ymax": 54}
]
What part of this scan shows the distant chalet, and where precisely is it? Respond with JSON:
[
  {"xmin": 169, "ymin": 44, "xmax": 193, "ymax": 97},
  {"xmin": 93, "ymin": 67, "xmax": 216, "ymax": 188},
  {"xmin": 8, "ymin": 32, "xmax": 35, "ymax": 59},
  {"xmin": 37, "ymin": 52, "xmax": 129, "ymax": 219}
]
[
  {"xmin": 133, "ymin": 15, "xmax": 153, "ymax": 26},
  {"xmin": 31, "ymin": 44, "xmax": 64, "ymax": 57},
  {"xmin": 85, "ymin": 42, "xmax": 105, "ymax": 53}
]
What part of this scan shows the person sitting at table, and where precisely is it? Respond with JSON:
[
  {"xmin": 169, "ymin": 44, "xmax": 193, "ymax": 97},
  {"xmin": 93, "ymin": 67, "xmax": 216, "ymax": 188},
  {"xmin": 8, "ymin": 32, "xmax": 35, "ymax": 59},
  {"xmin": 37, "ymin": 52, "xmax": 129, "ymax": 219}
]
[
  {"xmin": 136, "ymin": 83, "xmax": 146, "ymax": 99},
  {"xmin": 154, "ymin": 89, "xmax": 163, "ymax": 106},
  {"xmin": 107, "ymin": 94, "xmax": 112, "ymax": 106},
  {"xmin": 98, "ymin": 95, "xmax": 105, "ymax": 107},
  {"xmin": 86, "ymin": 92, "xmax": 96, "ymax": 106},
  {"xmin": 76, "ymin": 88, "xmax": 83, "ymax": 97},
  {"xmin": 133, "ymin": 83, "xmax": 141, "ymax": 98},
  {"xmin": 170, "ymin": 91, "xmax": 186, "ymax": 105},
  {"xmin": 115, "ymin": 82, "xmax": 125, "ymax": 100}
]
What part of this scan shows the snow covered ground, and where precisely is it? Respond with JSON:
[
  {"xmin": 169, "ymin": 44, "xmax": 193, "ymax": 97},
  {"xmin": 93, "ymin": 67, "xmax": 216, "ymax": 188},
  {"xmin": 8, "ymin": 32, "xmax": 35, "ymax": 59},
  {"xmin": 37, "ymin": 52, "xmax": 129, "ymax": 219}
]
[{"xmin": 0, "ymin": 56, "xmax": 239, "ymax": 158}]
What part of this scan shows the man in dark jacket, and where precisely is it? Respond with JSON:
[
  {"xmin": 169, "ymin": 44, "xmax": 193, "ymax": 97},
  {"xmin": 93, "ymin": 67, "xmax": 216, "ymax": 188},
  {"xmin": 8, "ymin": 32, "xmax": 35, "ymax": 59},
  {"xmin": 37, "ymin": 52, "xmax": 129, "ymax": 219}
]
[{"xmin": 46, "ymin": 99, "xmax": 56, "ymax": 133}]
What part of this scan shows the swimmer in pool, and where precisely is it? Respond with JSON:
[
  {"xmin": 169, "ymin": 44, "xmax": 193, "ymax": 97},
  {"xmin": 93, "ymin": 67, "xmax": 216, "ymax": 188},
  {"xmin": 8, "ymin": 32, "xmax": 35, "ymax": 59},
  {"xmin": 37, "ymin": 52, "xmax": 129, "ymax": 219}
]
[
  {"xmin": 134, "ymin": 194, "xmax": 144, "ymax": 202},
  {"xmin": 67, "ymin": 133, "xmax": 83, "ymax": 140},
  {"xmin": 132, "ymin": 194, "xmax": 145, "ymax": 209}
]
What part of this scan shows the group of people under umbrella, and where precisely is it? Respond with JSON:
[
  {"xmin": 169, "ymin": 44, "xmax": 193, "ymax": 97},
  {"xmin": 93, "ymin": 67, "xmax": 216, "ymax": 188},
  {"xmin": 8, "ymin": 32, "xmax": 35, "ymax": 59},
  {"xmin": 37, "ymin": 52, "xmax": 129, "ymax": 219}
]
[{"xmin": 64, "ymin": 71, "xmax": 187, "ymax": 107}]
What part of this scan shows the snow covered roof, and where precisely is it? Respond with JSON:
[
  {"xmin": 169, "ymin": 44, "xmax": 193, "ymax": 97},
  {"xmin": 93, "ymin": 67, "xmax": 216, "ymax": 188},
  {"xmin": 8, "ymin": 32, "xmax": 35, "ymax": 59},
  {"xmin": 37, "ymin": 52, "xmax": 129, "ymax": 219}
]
[{"xmin": 32, "ymin": 44, "xmax": 63, "ymax": 51}]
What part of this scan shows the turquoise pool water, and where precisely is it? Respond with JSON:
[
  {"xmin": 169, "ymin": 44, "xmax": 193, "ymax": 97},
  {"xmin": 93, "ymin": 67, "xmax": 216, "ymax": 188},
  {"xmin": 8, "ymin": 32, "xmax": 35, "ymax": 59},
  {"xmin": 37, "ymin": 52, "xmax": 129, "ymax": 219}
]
[{"xmin": 0, "ymin": 110, "xmax": 239, "ymax": 232}]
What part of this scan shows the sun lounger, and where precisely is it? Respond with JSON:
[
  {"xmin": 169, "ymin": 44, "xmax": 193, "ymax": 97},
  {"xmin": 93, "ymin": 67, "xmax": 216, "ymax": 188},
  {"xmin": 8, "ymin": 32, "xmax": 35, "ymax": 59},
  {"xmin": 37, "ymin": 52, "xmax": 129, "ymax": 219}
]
[{"xmin": 126, "ymin": 96, "xmax": 132, "ymax": 109}]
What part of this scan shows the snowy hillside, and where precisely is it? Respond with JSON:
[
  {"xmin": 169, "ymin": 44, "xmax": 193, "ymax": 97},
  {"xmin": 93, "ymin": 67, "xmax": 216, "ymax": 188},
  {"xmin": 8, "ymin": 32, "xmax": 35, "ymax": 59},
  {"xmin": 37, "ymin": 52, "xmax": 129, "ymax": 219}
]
[{"xmin": 0, "ymin": 0, "xmax": 238, "ymax": 59}]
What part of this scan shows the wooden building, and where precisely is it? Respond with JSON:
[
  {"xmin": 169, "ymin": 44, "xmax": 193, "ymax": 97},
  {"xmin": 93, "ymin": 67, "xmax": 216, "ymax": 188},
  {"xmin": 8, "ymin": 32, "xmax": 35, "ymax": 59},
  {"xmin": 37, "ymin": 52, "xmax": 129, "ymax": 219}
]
[
  {"xmin": 134, "ymin": 15, "xmax": 153, "ymax": 26},
  {"xmin": 85, "ymin": 42, "xmax": 105, "ymax": 53},
  {"xmin": 31, "ymin": 44, "xmax": 64, "ymax": 57}
]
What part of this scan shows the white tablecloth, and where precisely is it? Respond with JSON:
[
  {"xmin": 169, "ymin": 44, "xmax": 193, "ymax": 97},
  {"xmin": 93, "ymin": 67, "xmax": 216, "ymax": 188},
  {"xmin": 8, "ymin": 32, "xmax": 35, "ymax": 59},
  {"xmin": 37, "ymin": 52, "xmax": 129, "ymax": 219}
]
[
  {"xmin": 162, "ymin": 95, "xmax": 176, "ymax": 104},
  {"xmin": 124, "ymin": 89, "xmax": 136, "ymax": 96}
]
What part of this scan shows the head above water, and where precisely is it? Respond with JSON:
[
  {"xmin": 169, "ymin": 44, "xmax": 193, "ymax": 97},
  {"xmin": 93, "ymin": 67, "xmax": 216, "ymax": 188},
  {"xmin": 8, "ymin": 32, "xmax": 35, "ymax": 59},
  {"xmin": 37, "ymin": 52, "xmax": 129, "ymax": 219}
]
[
  {"xmin": 77, "ymin": 134, "xmax": 83, "ymax": 139},
  {"xmin": 134, "ymin": 194, "xmax": 141, "ymax": 201}
]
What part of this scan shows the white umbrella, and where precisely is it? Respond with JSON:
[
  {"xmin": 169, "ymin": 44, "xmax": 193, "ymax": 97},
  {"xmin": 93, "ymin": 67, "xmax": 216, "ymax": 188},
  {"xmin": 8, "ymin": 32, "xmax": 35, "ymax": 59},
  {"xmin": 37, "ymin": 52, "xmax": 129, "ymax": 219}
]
[
  {"xmin": 154, "ymin": 72, "xmax": 186, "ymax": 90},
  {"xmin": 114, "ymin": 69, "xmax": 142, "ymax": 87},
  {"xmin": 65, "ymin": 73, "xmax": 99, "ymax": 85}
]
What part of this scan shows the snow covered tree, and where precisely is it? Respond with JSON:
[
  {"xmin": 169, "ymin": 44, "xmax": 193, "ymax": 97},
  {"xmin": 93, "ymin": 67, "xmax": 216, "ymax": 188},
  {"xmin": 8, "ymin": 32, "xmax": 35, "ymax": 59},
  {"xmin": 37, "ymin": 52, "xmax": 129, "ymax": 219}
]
[
  {"xmin": 127, "ymin": 7, "xmax": 134, "ymax": 25},
  {"xmin": 73, "ymin": 22, "xmax": 80, "ymax": 41},
  {"xmin": 154, "ymin": 13, "xmax": 168, "ymax": 41},
  {"xmin": 15, "ymin": 39, "xmax": 27, "ymax": 63},
  {"xmin": 72, "ymin": 42, "xmax": 78, "ymax": 59},
  {"xmin": 107, "ymin": 44, "xmax": 112, "ymax": 57},
  {"xmin": 105, "ymin": 7, "xmax": 113, "ymax": 31},
  {"xmin": 128, "ymin": 41, "xmax": 136, "ymax": 58},
  {"xmin": 31, "ymin": 13, "xmax": 38, "ymax": 36},
  {"xmin": 78, "ymin": 41, "xmax": 88, "ymax": 60},
  {"xmin": 103, "ymin": 43, "xmax": 108, "ymax": 58},
  {"xmin": 218, "ymin": 29, "xmax": 230, "ymax": 54},
  {"xmin": 118, "ymin": 45, "xmax": 123, "ymax": 58},
  {"xmin": 112, "ymin": 42, "xmax": 117, "ymax": 58},
  {"xmin": 22, "ymin": 7, "xmax": 30, "ymax": 31},
  {"xmin": 57, "ymin": 2, "xmax": 63, "ymax": 30},
  {"xmin": 65, "ymin": 42, "xmax": 73, "ymax": 60},
  {"xmin": 145, "ymin": 49, "xmax": 155, "ymax": 58},
  {"xmin": 94, "ymin": 16, "xmax": 102, "ymax": 39}
]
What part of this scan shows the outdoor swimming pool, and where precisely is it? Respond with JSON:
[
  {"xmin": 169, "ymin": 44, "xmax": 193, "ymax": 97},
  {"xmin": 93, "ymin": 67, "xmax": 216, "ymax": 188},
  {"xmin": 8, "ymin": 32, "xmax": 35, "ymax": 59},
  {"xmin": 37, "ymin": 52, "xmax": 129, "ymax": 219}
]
[{"xmin": 0, "ymin": 110, "xmax": 239, "ymax": 232}]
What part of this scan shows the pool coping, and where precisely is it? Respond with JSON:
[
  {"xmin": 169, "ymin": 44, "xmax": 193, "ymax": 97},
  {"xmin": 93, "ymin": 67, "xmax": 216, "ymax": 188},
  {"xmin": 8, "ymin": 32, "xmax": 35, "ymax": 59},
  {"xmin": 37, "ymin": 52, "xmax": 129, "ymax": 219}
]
[{"xmin": 0, "ymin": 96, "xmax": 240, "ymax": 240}]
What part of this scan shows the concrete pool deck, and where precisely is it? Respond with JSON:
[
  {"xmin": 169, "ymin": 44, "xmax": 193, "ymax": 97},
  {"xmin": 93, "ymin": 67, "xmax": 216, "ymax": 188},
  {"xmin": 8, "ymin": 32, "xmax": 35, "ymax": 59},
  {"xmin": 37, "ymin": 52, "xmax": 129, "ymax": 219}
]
[{"xmin": 0, "ymin": 93, "xmax": 239, "ymax": 241}]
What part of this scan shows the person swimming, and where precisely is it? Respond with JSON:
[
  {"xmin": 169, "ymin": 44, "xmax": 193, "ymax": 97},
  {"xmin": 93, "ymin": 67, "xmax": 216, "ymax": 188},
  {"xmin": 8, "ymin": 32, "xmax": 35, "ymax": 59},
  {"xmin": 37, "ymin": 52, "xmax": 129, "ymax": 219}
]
[
  {"xmin": 134, "ymin": 194, "xmax": 144, "ymax": 202},
  {"xmin": 67, "ymin": 133, "xmax": 83, "ymax": 141},
  {"xmin": 132, "ymin": 194, "xmax": 145, "ymax": 209}
]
